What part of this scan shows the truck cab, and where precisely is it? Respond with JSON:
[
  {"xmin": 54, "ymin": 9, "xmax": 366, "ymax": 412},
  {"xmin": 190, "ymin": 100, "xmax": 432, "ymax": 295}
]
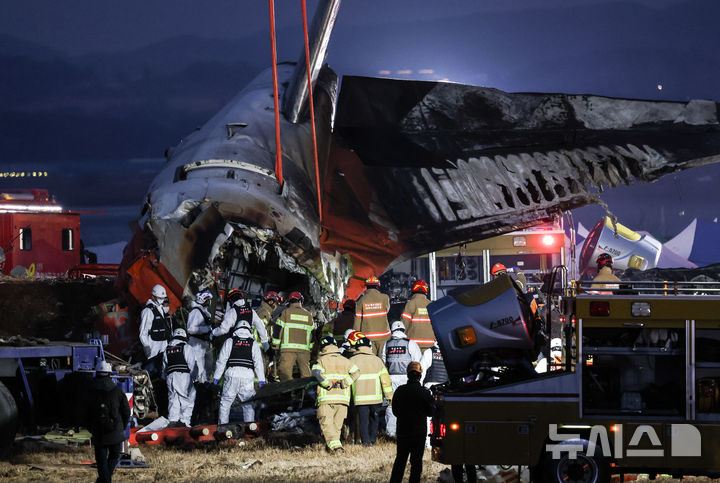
[{"xmin": 429, "ymin": 277, "xmax": 720, "ymax": 481}]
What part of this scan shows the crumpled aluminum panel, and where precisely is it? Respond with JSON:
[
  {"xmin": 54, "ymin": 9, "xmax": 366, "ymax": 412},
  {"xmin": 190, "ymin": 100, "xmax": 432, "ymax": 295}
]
[{"xmin": 332, "ymin": 76, "xmax": 720, "ymax": 259}]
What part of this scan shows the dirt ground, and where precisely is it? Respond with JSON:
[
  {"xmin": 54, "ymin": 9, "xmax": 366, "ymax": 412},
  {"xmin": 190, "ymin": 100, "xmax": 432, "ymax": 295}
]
[{"xmin": 1, "ymin": 439, "xmax": 719, "ymax": 482}]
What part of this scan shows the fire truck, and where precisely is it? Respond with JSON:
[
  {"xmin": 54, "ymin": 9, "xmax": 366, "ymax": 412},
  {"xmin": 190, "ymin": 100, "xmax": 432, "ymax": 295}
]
[{"xmin": 429, "ymin": 275, "xmax": 720, "ymax": 481}]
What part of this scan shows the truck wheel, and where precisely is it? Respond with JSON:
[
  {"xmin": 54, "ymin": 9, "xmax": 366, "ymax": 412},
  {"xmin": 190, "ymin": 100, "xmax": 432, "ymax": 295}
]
[
  {"xmin": 0, "ymin": 381, "xmax": 19, "ymax": 459},
  {"xmin": 544, "ymin": 451, "xmax": 608, "ymax": 483}
]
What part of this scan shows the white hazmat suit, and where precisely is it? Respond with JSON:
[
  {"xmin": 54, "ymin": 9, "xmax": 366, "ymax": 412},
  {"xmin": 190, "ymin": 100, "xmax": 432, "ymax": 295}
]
[
  {"xmin": 212, "ymin": 299, "xmax": 269, "ymax": 351},
  {"xmin": 186, "ymin": 301, "xmax": 214, "ymax": 382},
  {"xmin": 139, "ymin": 298, "xmax": 172, "ymax": 359},
  {"xmin": 381, "ymin": 328, "xmax": 422, "ymax": 438},
  {"xmin": 162, "ymin": 337, "xmax": 197, "ymax": 426},
  {"xmin": 214, "ymin": 326, "xmax": 266, "ymax": 424}
]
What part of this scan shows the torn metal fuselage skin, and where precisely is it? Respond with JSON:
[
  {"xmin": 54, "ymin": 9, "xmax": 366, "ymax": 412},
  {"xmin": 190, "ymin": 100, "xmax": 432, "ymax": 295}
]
[
  {"xmin": 120, "ymin": 64, "xmax": 350, "ymax": 310},
  {"xmin": 324, "ymin": 77, "xmax": 720, "ymax": 294},
  {"xmin": 121, "ymin": 73, "xmax": 720, "ymax": 309}
]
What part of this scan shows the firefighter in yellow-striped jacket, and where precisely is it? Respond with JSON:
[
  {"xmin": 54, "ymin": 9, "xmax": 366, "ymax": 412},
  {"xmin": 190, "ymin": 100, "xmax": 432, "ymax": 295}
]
[
  {"xmin": 312, "ymin": 336, "xmax": 360, "ymax": 452},
  {"xmin": 354, "ymin": 276, "xmax": 391, "ymax": 356},
  {"xmin": 350, "ymin": 336, "xmax": 393, "ymax": 446},
  {"xmin": 273, "ymin": 291, "xmax": 314, "ymax": 381},
  {"xmin": 401, "ymin": 280, "xmax": 436, "ymax": 350}
]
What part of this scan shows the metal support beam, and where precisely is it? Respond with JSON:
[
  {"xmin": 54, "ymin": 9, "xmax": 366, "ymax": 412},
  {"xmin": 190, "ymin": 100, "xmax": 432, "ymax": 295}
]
[{"xmin": 428, "ymin": 252, "xmax": 437, "ymax": 301}]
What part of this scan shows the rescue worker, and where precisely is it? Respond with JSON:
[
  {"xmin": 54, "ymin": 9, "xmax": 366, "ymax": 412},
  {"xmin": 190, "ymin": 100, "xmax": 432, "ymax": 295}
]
[
  {"xmin": 139, "ymin": 284, "xmax": 173, "ymax": 373},
  {"xmin": 162, "ymin": 328, "xmax": 197, "ymax": 427},
  {"xmin": 389, "ymin": 361, "xmax": 434, "ymax": 483},
  {"xmin": 213, "ymin": 319, "xmax": 266, "ymax": 424},
  {"xmin": 491, "ymin": 262, "xmax": 507, "ymax": 278},
  {"xmin": 349, "ymin": 336, "xmax": 393, "ymax": 446},
  {"xmin": 420, "ymin": 341, "xmax": 448, "ymax": 387},
  {"xmin": 274, "ymin": 291, "xmax": 314, "ymax": 381},
  {"xmin": 400, "ymin": 280, "xmax": 435, "ymax": 350},
  {"xmin": 84, "ymin": 360, "xmax": 131, "ymax": 483},
  {"xmin": 420, "ymin": 340, "xmax": 448, "ymax": 448},
  {"xmin": 324, "ymin": 299, "xmax": 356, "ymax": 344},
  {"xmin": 382, "ymin": 321, "xmax": 422, "ymax": 439},
  {"xmin": 256, "ymin": 291, "xmax": 281, "ymax": 331},
  {"xmin": 312, "ymin": 335, "xmax": 360, "ymax": 452},
  {"xmin": 212, "ymin": 289, "xmax": 269, "ymax": 351},
  {"xmin": 354, "ymin": 276, "xmax": 391, "ymax": 356},
  {"xmin": 186, "ymin": 290, "xmax": 214, "ymax": 383},
  {"xmin": 593, "ymin": 253, "xmax": 621, "ymax": 290}
]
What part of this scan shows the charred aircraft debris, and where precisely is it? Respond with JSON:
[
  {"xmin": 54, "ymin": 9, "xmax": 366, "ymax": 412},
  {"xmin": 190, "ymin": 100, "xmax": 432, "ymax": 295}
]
[{"xmin": 119, "ymin": 0, "xmax": 720, "ymax": 312}]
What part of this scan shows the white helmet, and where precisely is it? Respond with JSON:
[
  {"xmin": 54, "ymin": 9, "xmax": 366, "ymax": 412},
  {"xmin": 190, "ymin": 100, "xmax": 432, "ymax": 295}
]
[
  {"xmin": 172, "ymin": 328, "xmax": 187, "ymax": 340},
  {"xmin": 344, "ymin": 328, "xmax": 354, "ymax": 338},
  {"xmin": 196, "ymin": 290, "xmax": 212, "ymax": 305},
  {"xmin": 95, "ymin": 360, "xmax": 113, "ymax": 374},
  {"xmin": 236, "ymin": 319, "xmax": 251, "ymax": 331},
  {"xmin": 152, "ymin": 284, "xmax": 167, "ymax": 299},
  {"xmin": 391, "ymin": 321, "xmax": 406, "ymax": 333}
]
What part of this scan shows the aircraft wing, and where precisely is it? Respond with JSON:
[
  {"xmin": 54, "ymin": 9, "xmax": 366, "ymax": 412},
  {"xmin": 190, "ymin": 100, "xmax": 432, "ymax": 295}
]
[{"xmin": 321, "ymin": 75, "xmax": 720, "ymax": 287}]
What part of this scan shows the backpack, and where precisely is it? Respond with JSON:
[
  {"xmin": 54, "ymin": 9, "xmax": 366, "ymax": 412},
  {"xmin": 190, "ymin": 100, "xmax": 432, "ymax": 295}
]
[{"xmin": 91, "ymin": 389, "xmax": 117, "ymax": 434}]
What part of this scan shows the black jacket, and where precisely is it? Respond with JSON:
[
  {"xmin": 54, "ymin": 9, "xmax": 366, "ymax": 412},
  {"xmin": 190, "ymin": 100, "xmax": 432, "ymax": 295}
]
[
  {"xmin": 83, "ymin": 376, "xmax": 131, "ymax": 446},
  {"xmin": 391, "ymin": 379, "xmax": 434, "ymax": 438}
]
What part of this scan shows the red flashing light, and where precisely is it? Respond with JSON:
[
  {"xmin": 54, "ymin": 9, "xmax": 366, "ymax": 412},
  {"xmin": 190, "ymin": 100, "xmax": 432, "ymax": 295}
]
[
  {"xmin": 559, "ymin": 316, "xmax": 566, "ymax": 323},
  {"xmin": 589, "ymin": 301, "xmax": 610, "ymax": 317},
  {"xmin": 450, "ymin": 423, "xmax": 460, "ymax": 431},
  {"xmin": 541, "ymin": 234, "xmax": 555, "ymax": 246}
]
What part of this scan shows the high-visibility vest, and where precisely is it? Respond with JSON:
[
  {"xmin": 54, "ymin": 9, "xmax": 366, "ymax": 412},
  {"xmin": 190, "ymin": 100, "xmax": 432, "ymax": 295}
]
[
  {"xmin": 385, "ymin": 338, "xmax": 412, "ymax": 375},
  {"xmin": 312, "ymin": 346, "xmax": 359, "ymax": 405},
  {"xmin": 350, "ymin": 347, "xmax": 393, "ymax": 405},
  {"xmin": 354, "ymin": 289, "xmax": 391, "ymax": 340},
  {"xmin": 401, "ymin": 293, "xmax": 435, "ymax": 347},
  {"xmin": 275, "ymin": 303, "xmax": 314, "ymax": 352}
]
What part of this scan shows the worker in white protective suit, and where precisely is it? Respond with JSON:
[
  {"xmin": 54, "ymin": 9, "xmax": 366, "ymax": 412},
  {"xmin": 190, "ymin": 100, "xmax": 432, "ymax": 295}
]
[
  {"xmin": 212, "ymin": 289, "xmax": 269, "ymax": 352},
  {"xmin": 381, "ymin": 321, "xmax": 422, "ymax": 439},
  {"xmin": 139, "ymin": 284, "xmax": 173, "ymax": 374},
  {"xmin": 186, "ymin": 290, "xmax": 214, "ymax": 382},
  {"xmin": 213, "ymin": 319, "xmax": 266, "ymax": 424},
  {"xmin": 162, "ymin": 328, "xmax": 197, "ymax": 427}
]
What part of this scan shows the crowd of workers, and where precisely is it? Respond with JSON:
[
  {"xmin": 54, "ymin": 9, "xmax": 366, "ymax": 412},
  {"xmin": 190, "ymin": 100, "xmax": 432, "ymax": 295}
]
[{"xmin": 136, "ymin": 276, "xmax": 447, "ymax": 460}]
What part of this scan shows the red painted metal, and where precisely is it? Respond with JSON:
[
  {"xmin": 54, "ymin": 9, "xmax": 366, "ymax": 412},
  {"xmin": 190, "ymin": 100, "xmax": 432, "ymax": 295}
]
[
  {"xmin": 301, "ymin": 0, "xmax": 322, "ymax": 222},
  {"xmin": 268, "ymin": 0, "xmax": 283, "ymax": 187}
]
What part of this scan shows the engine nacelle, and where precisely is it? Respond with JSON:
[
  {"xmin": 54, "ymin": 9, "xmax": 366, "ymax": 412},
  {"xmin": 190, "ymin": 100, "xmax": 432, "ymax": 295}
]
[{"xmin": 428, "ymin": 275, "xmax": 533, "ymax": 378}]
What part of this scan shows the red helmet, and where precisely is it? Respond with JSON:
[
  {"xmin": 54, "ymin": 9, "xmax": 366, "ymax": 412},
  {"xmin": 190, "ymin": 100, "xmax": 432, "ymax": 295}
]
[
  {"xmin": 365, "ymin": 276, "xmax": 380, "ymax": 286},
  {"xmin": 264, "ymin": 291, "xmax": 280, "ymax": 303},
  {"xmin": 346, "ymin": 330, "xmax": 365, "ymax": 345},
  {"xmin": 596, "ymin": 253, "xmax": 613, "ymax": 268},
  {"xmin": 288, "ymin": 291, "xmax": 304, "ymax": 303},
  {"xmin": 411, "ymin": 280, "xmax": 429, "ymax": 294},
  {"xmin": 226, "ymin": 289, "xmax": 245, "ymax": 304},
  {"xmin": 491, "ymin": 263, "xmax": 507, "ymax": 277},
  {"xmin": 342, "ymin": 299, "xmax": 356, "ymax": 311}
]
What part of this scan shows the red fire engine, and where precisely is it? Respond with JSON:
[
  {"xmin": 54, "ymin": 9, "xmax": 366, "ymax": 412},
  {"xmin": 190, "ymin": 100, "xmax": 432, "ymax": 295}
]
[{"xmin": 0, "ymin": 189, "xmax": 81, "ymax": 276}]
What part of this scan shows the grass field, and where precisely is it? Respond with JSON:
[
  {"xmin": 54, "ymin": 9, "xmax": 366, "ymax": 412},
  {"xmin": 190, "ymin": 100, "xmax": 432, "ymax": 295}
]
[
  {"xmin": 1, "ymin": 439, "xmax": 718, "ymax": 482},
  {"xmin": 0, "ymin": 439, "xmax": 448, "ymax": 482}
]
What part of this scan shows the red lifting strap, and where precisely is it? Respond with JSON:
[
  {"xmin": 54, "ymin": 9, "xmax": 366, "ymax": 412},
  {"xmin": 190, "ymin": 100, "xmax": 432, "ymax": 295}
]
[
  {"xmin": 301, "ymin": 0, "xmax": 323, "ymax": 222},
  {"xmin": 268, "ymin": 0, "xmax": 283, "ymax": 187}
]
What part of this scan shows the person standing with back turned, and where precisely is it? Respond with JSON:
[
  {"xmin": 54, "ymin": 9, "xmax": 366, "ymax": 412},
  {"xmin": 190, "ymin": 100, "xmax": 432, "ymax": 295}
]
[{"xmin": 389, "ymin": 361, "xmax": 434, "ymax": 483}]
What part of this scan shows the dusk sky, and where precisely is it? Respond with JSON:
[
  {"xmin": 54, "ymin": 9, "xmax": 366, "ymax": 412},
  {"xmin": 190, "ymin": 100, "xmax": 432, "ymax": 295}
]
[{"xmin": 1, "ymin": 0, "xmax": 718, "ymax": 247}]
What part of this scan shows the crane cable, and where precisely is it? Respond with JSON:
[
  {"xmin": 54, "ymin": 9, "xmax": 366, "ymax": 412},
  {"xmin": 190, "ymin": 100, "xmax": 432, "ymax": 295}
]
[
  {"xmin": 268, "ymin": 0, "xmax": 283, "ymax": 188},
  {"xmin": 301, "ymin": 0, "xmax": 323, "ymax": 223}
]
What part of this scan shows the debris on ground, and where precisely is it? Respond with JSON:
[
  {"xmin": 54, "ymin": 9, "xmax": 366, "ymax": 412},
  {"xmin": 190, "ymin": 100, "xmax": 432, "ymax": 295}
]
[
  {"xmin": 136, "ymin": 416, "xmax": 169, "ymax": 433},
  {"xmin": 270, "ymin": 408, "xmax": 317, "ymax": 433}
]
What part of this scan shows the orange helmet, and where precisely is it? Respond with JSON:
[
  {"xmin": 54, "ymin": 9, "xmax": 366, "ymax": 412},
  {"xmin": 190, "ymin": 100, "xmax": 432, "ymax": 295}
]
[
  {"xmin": 346, "ymin": 330, "xmax": 365, "ymax": 345},
  {"xmin": 491, "ymin": 263, "xmax": 507, "ymax": 277},
  {"xmin": 365, "ymin": 276, "xmax": 380, "ymax": 286},
  {"xmin": 411, "ymin": 280, "xmax": 429, "ymax": 294}
]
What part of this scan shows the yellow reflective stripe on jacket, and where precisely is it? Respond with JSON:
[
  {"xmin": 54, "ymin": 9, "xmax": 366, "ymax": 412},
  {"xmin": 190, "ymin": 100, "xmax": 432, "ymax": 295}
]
[
  {"xmin": 289, "ymin": 313, "xmax": 309, "ymax": 322},
  {"xmin": 281, "ymin": 321, "xmax": 312, "ymax": 350},
  {"xmin": 315, "ymin": 369, "xmax": 352, "ymax": 403},
  {"xmin": 272, "ymin": 319, "xmax": 284, "ymax": 346},
  {"xmin": 353, "ymin": 373, "xmax": 382, "ymax": 402}
]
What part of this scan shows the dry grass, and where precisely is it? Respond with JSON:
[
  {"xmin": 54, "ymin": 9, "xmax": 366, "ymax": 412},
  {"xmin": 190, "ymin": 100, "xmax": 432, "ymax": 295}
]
[
  {"xmin": 3, "ymin": 440, "xmax": 720, "ymax": 482},
  {"xmin": 0, "ymin": 439, "xmax": 447, "ymax": 482}
]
